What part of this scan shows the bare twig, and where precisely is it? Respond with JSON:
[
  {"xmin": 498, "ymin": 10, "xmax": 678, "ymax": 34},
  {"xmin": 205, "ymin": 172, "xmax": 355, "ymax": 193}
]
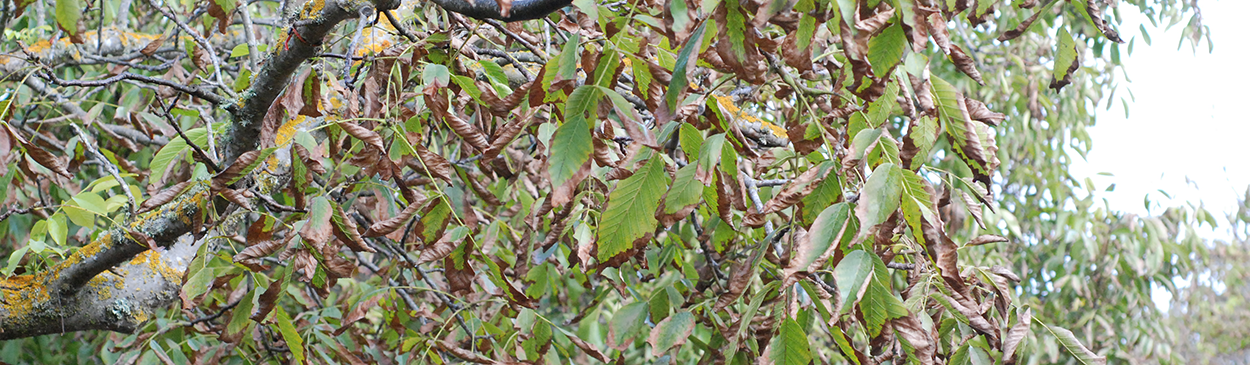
[
  {"xmin": 153, "ymin": 5, "xmax": 236, "ymax": 99},
  {"xmin": 41, "ymin": 70, "xmax": 226, "ymax": 105},
  {"xmin": 154, "ymin": 98, "xmax": 222, "ymax": 173},
  {"xmin": 237, "ymin": 1, "xmax": 262, "ymax": 70},
  {"xmin": 485, "ymin": 19, "xmax": 548, "ymax": 61},
  {"xmin": 384, "ymin": 10, "xmax": 419, "ymax": 42},
  {"xmin": 69, "ymin": 123, "xmax": 139, "ymax": 215}
]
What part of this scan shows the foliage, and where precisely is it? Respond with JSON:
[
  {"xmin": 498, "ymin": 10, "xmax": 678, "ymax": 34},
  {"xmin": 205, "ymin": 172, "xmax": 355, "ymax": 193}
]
[{"xmin": 0, "ymin": 0, "xmax": 1213, "ymax": 363}]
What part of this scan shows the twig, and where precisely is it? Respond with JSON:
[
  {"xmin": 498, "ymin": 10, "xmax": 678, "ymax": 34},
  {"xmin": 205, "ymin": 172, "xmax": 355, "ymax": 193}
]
[
  {"xmin": 154, "ymin": 98, "xmax": 222, "ymax": 173},
  {"xmin": 383, "ymin": 10, "xmax": 419, "ymax": 42},
  {"xmin": 484, "ymin": 19, "xmax": 548, "ymax": 61},
  {"xmin": 886, "ymin": 262, "xmax": 916, "ymax": 270},
  {"xmin": 41, "ymin": 70, "xmax": 226, "ymax": 105},
  {"xmin": 0, "ymin": 205, "xmax": 34, "ymax": 222},
  {"xmin": 69, "ymin": 123, "xmax": 139, "ymax": 215},
  {"xmin": 154, "ymin": 5, "xmax": 237, "ymax": 99},
  {"xmin": 237, "ymin": 0, "xmax": 262, "ymax": 70},
  {"xmin": 253, "ymin": 189, "xmax": 306, "ymax": 213}
]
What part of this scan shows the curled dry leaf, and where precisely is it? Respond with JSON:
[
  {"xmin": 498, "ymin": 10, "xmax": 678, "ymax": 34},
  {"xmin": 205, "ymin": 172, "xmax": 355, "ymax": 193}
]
[
  {"xmin": 1003, "ymin": 308, "xmax": 1032, "ymax": 364},
  {"xmin": 967, "ymin": 234, "xmax": 1009, "ymax": 246},
  {"xmin": 1084, "ymin": 0, "xmax": 1123, "ymax": 43},
  {"xmin": 219, "ymin": 189, "xmax": 255, "ymax": 211},
  {"xmin": 949, "ymin": 45, "xmax": 984, "ymax": 85},
  {"xmin": 335, "ymin": 293, "xmax": 384, "ymax": 336},
  {"xmin": 337, "ymin": 121, "xmax": 385, "ymax": 152},
  {"xmin": 364, "ymin": 201, "xmax": 421, "ymax": 237},
  {"xmin": 250, "ymin": 276, "xmax": 285, "ymax": 322},
  {"xmin": 424, "ymin": 85, "xmax": 490, "ymax": 150},
  {"xmin": 964, "ymin": 98, "xmax": 1006, "ymax": 126},
  {"xmin": 407, "ymin": 143, "xmax": 454, "ymax": 182},
  {"xmin": 138, "ymin": 181, "xmax": 193, "ymax": 214},
  {"xmin": 483, "ymin": 109, "xmax": 537, "ymax": 160}
]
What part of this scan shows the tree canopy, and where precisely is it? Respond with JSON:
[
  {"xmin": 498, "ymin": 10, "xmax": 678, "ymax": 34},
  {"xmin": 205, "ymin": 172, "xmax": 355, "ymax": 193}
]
[{"xmin": 0, "ymin": 0, "xmax": 1213, "ymax": 363}]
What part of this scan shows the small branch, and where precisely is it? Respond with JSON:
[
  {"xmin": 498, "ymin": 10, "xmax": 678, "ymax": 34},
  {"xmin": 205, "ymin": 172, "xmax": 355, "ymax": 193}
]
[
  {"xmin": 155, "ymin": 98, "xmax": 221, "ymax": 173},
  {"xmin": 485, "ymin": 19, "xmax": 548, "ymax": 61},
  {"xmin": 886, "ymin": 262, "xmax": 915, "ymax": 270},
  {"xmin": 154, "ymin": 5, "xmax": 236, "ymax": 99},
  {"xmin": 384, "ymin": 10, "xmax": 419, "ymax": 42},
  {"xmin": 69, "ymin": 123, "xmax": 139, "ymax": 215},
  {"xmin": 41, "ymin": 70, "xmax": 226, "ymax": 105},
  {"xmin": 0, "ymin": 205, "xmax": 34, "ymax": 222}
]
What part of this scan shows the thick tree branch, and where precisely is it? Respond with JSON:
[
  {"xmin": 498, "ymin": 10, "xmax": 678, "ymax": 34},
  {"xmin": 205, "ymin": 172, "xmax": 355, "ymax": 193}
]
[{"xmin": 427, "ymin": 0, "xmax": 572, "ymax": 21}]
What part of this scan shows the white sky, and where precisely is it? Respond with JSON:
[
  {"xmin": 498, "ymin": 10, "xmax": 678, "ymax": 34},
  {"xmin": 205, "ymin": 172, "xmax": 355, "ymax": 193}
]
[{"xmin": 1072, "ymin": 0, "xmax": 1250, "ymax": 226}]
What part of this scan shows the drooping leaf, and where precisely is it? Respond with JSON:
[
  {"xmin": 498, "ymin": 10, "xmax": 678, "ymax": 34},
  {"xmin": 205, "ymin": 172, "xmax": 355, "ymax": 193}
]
[
  {"xmin": 597, "ymin": 157, "xmax": 670, "ymax": 262},
  {"xmin": 648, "ymin": 310, "xmax": 695, "ymax": 354}
]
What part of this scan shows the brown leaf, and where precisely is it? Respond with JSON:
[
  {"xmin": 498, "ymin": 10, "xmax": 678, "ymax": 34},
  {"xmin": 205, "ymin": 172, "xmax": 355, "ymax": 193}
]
[
  {"xmin": 855, "ymin": 8, "xmax": 895, "ymax": 33},
  {"xmin": 551, "ymin": 159, "xmax": 592, "ymax": 208},
  {"xmin": 926, "ymin": 13, "xmax": 952, "ymax": 54},
  {"xmin": 744, "ymin": 164, "xmax": 830, "ymax": 227},
  {"xmin": 434, "ymin": 340, "xmax": 499, "ymax": 365},
  {"xmin": 138, "ymin": 181, "xmax": 193, "ymax": 214},
  {"xmin": 940, "ymin": 293, "xmax": 999, "ymax": 343},
  {"xmin": 330, "ymin": 203, "xmax": 373, "ymax": 253},
  {"xmin": 300, "ymin": 200, "xmax": 333, "ymax": 246},
  {"xmin": 424, "ymin": 85, "xmax": 490, "ymax": 150},
  {"xmin": 1003, "ymin": 308, "xmax": 1032, "ymax": 365},
  {"xmin": 250, "ymin": 276, "xmax": 285, "ymax": 321},
  {"xmin": 713, "ymin": 259, "xmax": 752, "ymax": 312},
  {"xmin": 219, "ymin": 189, "xmax": 255, "ymax": 211},
  {"xmin": 1084, "ymin": 0, "xmax": 1123, "ymax": 43},
  {"xmin": 963, "ymin": 98, "xmax": 1005, "ymax": 126},
  {"xmin": 337, "ymin": 121, "xmax": 385, "ymax": 152},
  {"xmin": 967, "ymin": 234, "xmax": 1008, "ymax": 246},
  {"xmin": 293, "ymin": 144, "xmax": 326, "ymax": 175},
  {"xmin": 139, "ymin": 37, "xmax": 166, "ymax": 56},
  {"xmin": 206, "ymin": 0, "xmax": 233, "ymax": 34},
  {"xmin": 364, "ymin": 201, "xmax": 421, "ymax": 237},
  {"xmin": 948, "ymin": 45, "xmax": 983, "ymax": 85},
  {"xmin": 892, "ymin": 313, "xmax": 937, "ymax": 364},
  {"xmin": 998, "ymin": 5, "xmax": 1047, "ymax": 42},
  {"xmin": 212, "ymin": 149, "xmax": 265, "ymax": 191},
  {"xmin": 1049, "ymin": 56, "xmax": 1079, "ymax": 90},
  {"xmin": 335, "ymin": 293, "xmax": 384, "ymax": 335},
  {"xmin": 407, "ymin": 143, "xmax": 453, "ymax": 182},
  {"xmin": 246, "ymin": 215, "xmax": 275, "ymax": 243},
  {"xmin": 483, "ymin": 109, "xmax": 537, "ymax": 160},
  {"xmin": 568, "ymin": 334, "xmax": 610, "ymax": 362},
  {"xmin": 445, "ymin": 249, "xmax": 476, "ymax": 295},
  {"xmin": 128, "ymin": 229, "xmax": 158, "ymax": 251},
  {"xmin": 292, "ymin": 249, "xmax": 317, "ymax": 282},
  {"xmin": 419, "ymin": 232, "xmax": 458, "ymax": 263}
]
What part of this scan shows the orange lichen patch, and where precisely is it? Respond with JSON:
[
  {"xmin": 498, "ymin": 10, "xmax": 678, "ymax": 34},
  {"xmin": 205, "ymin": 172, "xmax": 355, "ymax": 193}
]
[
  {"xmin": 84, "ymin": 275, "xmax": 116, "ymax": 301},
  {"xmin": 275, "ymin": 115, "xmax": 306, "ymax": 147}
]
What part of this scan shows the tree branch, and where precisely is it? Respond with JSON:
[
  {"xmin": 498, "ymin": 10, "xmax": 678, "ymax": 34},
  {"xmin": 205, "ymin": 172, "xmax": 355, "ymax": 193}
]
[{"xmin": 427, "ymin": 0, "xmax": 572, "ymax": 21}]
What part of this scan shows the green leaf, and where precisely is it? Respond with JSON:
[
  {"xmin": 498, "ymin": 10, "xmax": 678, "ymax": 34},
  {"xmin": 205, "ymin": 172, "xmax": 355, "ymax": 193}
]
[
  {"xmin": 548, "ymin": 115, "xmax": 593, "ymax": 188},
  {"xmin": 867, "ymin": 24, "xmax": 906, "ymax": 77},
  {"xmin": 149, "ymin": 126, "xmax": 209, "ymax": 183},
  {"xmin": 906, "ymin": 116, "xmax": 939, "ymax": 170},
  {"xmin": 565, "ymin": 85, "xmax": 603, "ymax": 118},
  {"xmin": 63, "ymin": 206, "xmax": 95, "ymax": 229},
  {"xmin": 1035, "ymin": 318, "xmax": 1107, "ymax": 365},
  {"xmin": 861, "ymin": 276, "xmax": 909, "ymax": 337},
  {"xmin": 679, "ymin": 123, "xmax": 703, "ymax": 160},
  {"xmin": 664, "ymin": 165, "xmax": 703, "ymax": 214},
  {"xmin": 792, "ymin": 203, "xmax": 850, "ymax": 271},
  {"xmin": 274, "ymin": 306, "xmax": 306, "ymax": 363},
  {"xmin": 666, "ymin": 22, "xmax": 708, "ymax": 110},
  {"xmin": 648, "ymin": 310, "xmax": 695, "ymax": 354},
  {"xmin": 230, "ymin": 44, "xmax": 250, "ymax": 58},
  {"xmin": 597, "ymin": 158, "xmax": 671, "ymax": 261},
  {"xmin": 55, "ymin": 0, "xmax": 81, "ymax": 35},
  {"xmin": 559, "ymin": 34, "xmax": 582, "ymax": 81},
  {"xmin": 855, "ymin": 163, "xmax": 902, "ymax": 235},
  {"xmin": 1054, "ymin": 28, "xmax": 1079, "ymax": 82},
  {"xmin": 833, "ymin": 250, "xmax": 873, "ymax": 314},
  {"xmin": 48, "ymin": 214, "xmax": 67, "ymax": 247},
  {"xmin": 609, "ymin": 301, "xmax": 650, "ymax": 347},
  {"xmin": 725, "ymin": 0, "xmax": 748, "ymax": 61},
  {"xmin": 898, "ymin": 169, "xmax": 935, "ymax": 244},
  {"xmin": 422, "ymin": 64, "xmax": 451, "ymax": 86},
  {"xmin": 800, "ymin": 174, "xmax": 842, "ymax": 226},
  {"xmin": 72, "ymin": 191, "xmax": 108, "ymax": 215},
  {"xmin": 770, "ymin": 318, "xmax": 813, "ymax": 365}
]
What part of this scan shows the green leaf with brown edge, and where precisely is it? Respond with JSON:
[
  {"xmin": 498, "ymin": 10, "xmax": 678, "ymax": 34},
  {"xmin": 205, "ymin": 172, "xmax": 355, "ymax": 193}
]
[
  {"xmin": 608, "ymin": 301, "xmax": 649, "ymax": 350},
  {"xmin": 300, "ymin": 196, "xmax": 333, "ymax": 245},
  {"xmin": 931, "ymin": 76, "xmax": 990, "ymax": 178},
  {"xmin": 649, "ymin": 310, "xmax": 695, "ymax": 354},
  {"xmin": 768, "ymin": 317, "xmax": 812, "ymax": 365},
  {"xmin": 663, "ymin": 164, "xmax": 703, "ymax": 214},
  {"xmin": 597, "ymin": 157, "xmax": 670, "ymax": 262},
  {"xmin": 833, "ymin": 250, "xmax": 874, "ymax": 314},
  {"xmin": 212, "ymin": 148, "xmax": 275, "ymax": 190},
  {"xmin": 785, "ymin": 202, "xmax": 850, "ymax": 279},
  {"xmin": 861, "ymin": 274, "xmax": 909, "ymax": 338},
  {"xmin": 1035, "ymin": 317, "xmax": 1107, "ymax": 365},
  {"xmin": 666, "ymin": 22, "xmax": 707, "ymax": 110},
  {"xmin": 549, "ymin": 115, "xmax": 593, "ymax": 189},
  {"xmin": 898, "ymin": 169, "xmax": 936, "ymax": 245},
  {"xmin": 867, "ymin": 23, "xmax": 906, "ymax": 77},
  {"xmin": 855, "ymin": 163, "xmax": 902, "ymax": 236},
  {"xmin": 1052, "ymin": 28, "xmax": 1079, "ymax": 90},
  {"xmin": 55, "ymin": 0, "xmax": 81, "ymax": 36}
]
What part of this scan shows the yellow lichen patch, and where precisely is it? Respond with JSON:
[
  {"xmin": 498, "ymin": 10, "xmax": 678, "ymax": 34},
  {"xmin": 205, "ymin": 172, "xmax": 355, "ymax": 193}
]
[
  {"xmin": 1, "ymin": 276, "xmax": 49, "ymax": 321},
  {"xmin": 128, "ymin": 249, "xmax": 184, "ymax": 283},
  {"xmin": 275, "ymin": 115, "xmax": 306, "ymax": 147},
  {"xmin": 354, "ymin": 28, "xmax": 395, "ymax": 58},
  {"xmin": 84, "ymin": 275, "xmax": 116, "ymax": 301},
  {"xmin": 300, "ymin": 0, "xmax": 326, "ymax": 19},
  {"xmin": 712, "ymin": 94, "xmax": 788, "ymax": 142}
]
